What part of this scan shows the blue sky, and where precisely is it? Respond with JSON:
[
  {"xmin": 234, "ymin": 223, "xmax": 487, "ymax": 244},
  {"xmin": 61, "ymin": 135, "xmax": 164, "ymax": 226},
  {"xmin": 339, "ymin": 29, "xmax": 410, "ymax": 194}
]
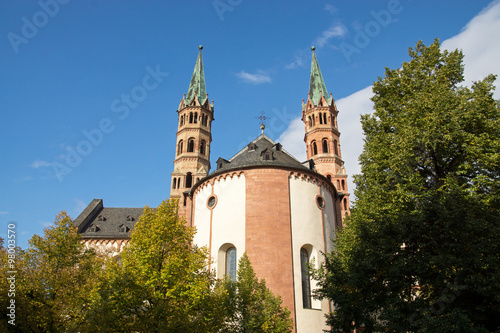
[{"xmin": 1, "ymin": 0, "xmax": 499, "ymax": 248}]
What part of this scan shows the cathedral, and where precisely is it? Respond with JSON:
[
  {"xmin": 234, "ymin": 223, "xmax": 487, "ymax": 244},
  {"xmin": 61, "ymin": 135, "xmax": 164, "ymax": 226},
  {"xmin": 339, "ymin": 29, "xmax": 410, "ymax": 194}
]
[{"xmin": 75, "ymin": 46, "xmax": 350, "ymax": 332}]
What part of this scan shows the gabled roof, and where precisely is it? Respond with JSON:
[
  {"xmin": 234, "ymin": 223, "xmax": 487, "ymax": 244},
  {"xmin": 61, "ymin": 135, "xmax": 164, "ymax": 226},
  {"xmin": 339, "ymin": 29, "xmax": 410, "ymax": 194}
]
[
  {"xmin": 184, "ymin": 45, "xmax": 207, "ymax": 106},
  {"xmin": 308, "ymin": 47, "xmax": 333, "ymax": 106},
  {"xmin": 211, "ymin": 134, "xmax": 313, "ymax": 175},
  {"xmin": 74, "ymin": 199, "xmax": 144, "ymax": 239}
]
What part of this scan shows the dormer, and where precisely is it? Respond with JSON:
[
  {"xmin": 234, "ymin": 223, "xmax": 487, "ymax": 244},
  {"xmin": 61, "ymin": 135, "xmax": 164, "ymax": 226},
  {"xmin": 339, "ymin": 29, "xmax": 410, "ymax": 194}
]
[
  {"xmin": 261, "ymin": 148, "xmax": 274, "ymax": 161},
  {"xmin": 216, "ymin": 157, "xmax": 230, "ymax": 170}
]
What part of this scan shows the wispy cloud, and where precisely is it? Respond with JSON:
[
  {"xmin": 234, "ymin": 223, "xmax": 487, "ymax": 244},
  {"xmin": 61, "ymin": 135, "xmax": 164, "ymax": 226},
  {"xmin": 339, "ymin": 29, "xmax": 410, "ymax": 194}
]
[
  {"xmin": 31, "ymin": 160, "xmax": 52, "ymax": 168},
  {"xmin": 236, "ymin": 70, "xmax": 272, "ymax": 84},
  {"xmin": 313, "ymin": 23, "xmax": 347, "ymax": 48},
  {"xmin": 0, "ymin": 211, "xmax": 9, "ymax": 215},
  {"xmin": 324, "ymin": 4, "xmax": 337, "ymax": 14}
]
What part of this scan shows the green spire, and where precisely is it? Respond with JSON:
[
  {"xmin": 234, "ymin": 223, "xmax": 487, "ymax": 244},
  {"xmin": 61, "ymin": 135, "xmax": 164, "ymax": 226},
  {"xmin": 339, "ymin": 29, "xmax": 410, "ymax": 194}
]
[
  {"xmin": 308, "ymin": 46, "xmax": 331, "ymax": 106},
  {"xmin": 185, "ymin": 45, "xmax": 207, "ymax": 105}
]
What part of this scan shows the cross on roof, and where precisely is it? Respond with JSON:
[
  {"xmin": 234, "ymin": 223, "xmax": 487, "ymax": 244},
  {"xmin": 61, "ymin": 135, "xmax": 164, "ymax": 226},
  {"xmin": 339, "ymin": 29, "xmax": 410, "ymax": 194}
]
[{"xmin": 257, "ymin": 112, "xmax": 267, "ymax": 133}]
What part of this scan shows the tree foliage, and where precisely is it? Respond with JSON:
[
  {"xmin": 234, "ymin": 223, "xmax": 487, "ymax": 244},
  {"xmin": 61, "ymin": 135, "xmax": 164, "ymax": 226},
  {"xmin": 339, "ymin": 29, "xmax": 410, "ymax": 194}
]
[
  {"xmin": 315, "ymin": 40, "xmax": 500, "ymax": 332},
  {"xmin": 1, "ymin": 199, "xmax": 293, "ymax": 332},
  {"xmin": 223, "ymin": 253, "xmax": 293, "ymax": 333},
  {"xmin": 0, "ymin": 212, "xmax": 101, "ymax": 332}
]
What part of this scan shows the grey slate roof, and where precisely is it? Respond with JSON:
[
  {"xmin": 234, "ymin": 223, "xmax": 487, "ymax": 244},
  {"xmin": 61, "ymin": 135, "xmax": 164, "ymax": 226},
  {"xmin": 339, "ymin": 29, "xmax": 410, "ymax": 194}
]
[
  {"xmin": 74, "ymin": 199, "xmax": 144, "ymax": 239},
  {"xmin": 211, "ymin": 134, "xmax": 314, "ymax": 176}
]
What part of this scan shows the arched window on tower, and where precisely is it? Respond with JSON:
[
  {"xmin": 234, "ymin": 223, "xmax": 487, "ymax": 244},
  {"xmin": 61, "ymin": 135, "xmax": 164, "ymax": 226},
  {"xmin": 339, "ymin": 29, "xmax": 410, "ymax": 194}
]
[
  {"xmin": 177, "ymin": 140, "xmax": 183, "ymax": 155},
  {"xmin": 334, "ymin": 140, "xmax": 339, "ymax": 155},
  {"xmin": 185, "ymin": 172, "xmax": 192, "ymax": 188},
  {"xmin": 200, "ymin": 140, "xmax": 206, "ymax": 155},
  {"xmin": 319, "ymin": 113, "xmax": 323, "ymax": 125},
  {"xmin": 323, "ymin": 113, "xmax": 327, "ymax": 124},
  {"xmin": 308, "ymin": 116, "xmax": 312, "ymax": 127},
  {"xmin": 172, "ymin": 178, "xmax": 176, "ymax": 189},
  {"xmin": 187, "ymin": 138, "xmax": 195, "ymax": 153},
  {"xmin": 189, "ymin": 112, "xmax": 194, "ymax": 123},
  {"xmin": 342, "ymin": 180, "xmax": 346, "ymax": 190},
  {"xmin": 193, "ymin": 112, "xmax": 198, "ymax": 123},
  {"xmin": 337, "ymin": 180, "xmax": 341, "ymax": 190},
  {"xmin": 311, "ymin": 115, "xmax": 315, "ymax": 126},
  {"xmin": 327, "ymin": 175, "xmax": 332, "ymax": 182},
  {"xmin": 322, "ymin": 139, "xmax": 328, "ymax": 153},
  {"xmin": 301, "ymin": 248, "xmax": 312, "ymax": 309},
  {"xmin": 312, "ymin": 141, "xmax": 318, "ymax": 155},
  {"xmin": 180, "ymin": 115, "xmax": 184, "ymax": 127},
  {"xmin": 226, "ymin": 247, "xmax": 237, "ymax": 282}
]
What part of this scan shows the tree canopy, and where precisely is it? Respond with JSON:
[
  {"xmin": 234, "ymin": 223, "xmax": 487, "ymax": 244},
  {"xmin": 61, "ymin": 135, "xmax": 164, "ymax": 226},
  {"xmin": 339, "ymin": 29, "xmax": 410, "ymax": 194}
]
[{"xmin": 315, "ymin": 39, "xmax": 500, "ymax": 332}]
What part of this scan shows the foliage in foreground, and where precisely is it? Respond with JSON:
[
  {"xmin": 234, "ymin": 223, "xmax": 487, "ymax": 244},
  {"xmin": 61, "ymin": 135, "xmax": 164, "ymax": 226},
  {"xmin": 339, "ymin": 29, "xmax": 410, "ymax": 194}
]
[
  {"xmin": 314, "ymin": 39, "xmax": 500, "ymax": 332},
  {"xmin": 0, "ymin": 199, "xmax": 292, "ymax": 332}
]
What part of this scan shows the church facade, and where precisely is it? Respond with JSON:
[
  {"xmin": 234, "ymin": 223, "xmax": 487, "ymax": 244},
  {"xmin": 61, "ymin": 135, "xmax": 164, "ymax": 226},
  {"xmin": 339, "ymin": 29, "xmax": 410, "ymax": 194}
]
[{"xmin": 75, "ymin": 46, "xmax": 350, "ymax": 332}]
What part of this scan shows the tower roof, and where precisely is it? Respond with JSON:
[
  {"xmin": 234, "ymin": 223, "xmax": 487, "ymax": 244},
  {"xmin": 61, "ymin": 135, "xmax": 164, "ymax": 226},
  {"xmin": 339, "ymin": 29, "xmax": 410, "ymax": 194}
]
[
  {"xmin": 308, "ymin": 47, "xmax": 332, "ymax": 106},
  {"xmin": 185, "ymin": 45, "xmax": 207, "ymax": 105}
]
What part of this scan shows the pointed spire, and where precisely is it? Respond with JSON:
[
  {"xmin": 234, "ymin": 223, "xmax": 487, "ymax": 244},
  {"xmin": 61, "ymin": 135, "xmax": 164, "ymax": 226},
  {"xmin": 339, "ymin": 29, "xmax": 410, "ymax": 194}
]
[
  {"xmin": 308, "ymin": 46, "xmax": 331, "ymax": 106},
  {"xmin": 185, "ymin": 45, "xmax": 207, "ymax": 105}
]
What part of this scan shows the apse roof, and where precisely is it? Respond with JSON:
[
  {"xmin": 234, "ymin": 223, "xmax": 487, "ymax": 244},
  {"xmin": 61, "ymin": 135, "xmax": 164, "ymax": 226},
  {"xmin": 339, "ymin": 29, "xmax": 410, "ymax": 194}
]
[{"xmin": 211, "ymin": 134, "xmax": 314, "ymax": 175}]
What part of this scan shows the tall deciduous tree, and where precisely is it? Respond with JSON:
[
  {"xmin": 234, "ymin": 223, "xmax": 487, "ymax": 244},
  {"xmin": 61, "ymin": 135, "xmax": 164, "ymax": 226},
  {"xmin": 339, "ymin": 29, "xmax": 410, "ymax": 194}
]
[{"xmin": 315, "ymin": 40, "xmax": 500, "ymax": 332}]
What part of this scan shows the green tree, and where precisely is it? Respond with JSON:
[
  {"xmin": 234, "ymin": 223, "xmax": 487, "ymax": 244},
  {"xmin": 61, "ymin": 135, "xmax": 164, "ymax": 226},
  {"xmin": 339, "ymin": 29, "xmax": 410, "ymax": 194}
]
[
  {"xmin": 0, "ymin": 212, "xmax": 101, "ymax": 332},
  {"xmin": 223, "ymin": 253, "xmax": 293, "ymax": 333},
  {"xmin": 315, "ymin": 40, "xmax": 500, "ymax": 332},
  {"xmin": 81, "ymin": 199, "xmax": 231, "ymax": 333}
]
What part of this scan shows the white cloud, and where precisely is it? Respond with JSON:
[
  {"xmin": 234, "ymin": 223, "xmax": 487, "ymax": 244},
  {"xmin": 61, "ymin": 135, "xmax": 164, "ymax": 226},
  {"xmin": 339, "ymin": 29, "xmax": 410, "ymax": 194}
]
[
  {"xmin": 278, "ymin": 118, "xmax": 307, "ymax": 161},
  {"xmin": 442, "ymin": 0, "xmax": 500, "ymax": 98},
  {"xmin": 313, "ymin": 23, "xmax": 347, "ymax": 48},
  {"xmin": 0, "ymin": 211, "xmax": 9, "ymax": 215},
  {"xmin": 324, "ymin": 4, "xmax": 337, "ymax": 14},
  {"xmin": 30, "ymin": 160, "xmax": 52, "ymax": 168},
  {"xmin": 236, "ymin": 70, "xmax": 271, "ymax": 84}
]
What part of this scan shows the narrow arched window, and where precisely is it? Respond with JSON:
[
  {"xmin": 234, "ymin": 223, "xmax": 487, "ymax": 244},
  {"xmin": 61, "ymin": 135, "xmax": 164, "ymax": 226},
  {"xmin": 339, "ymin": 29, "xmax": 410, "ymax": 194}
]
[
  {"xmin": 322, "ymin": 139, "xmax": 328, "ymax": 153},
  {"xmin": 337, "ymin": 180, "xmax": 341, "ymax": 190},
  {"xmin": 327, "ymin": 175, "xmax": 332, "ymax": 182},
  {"xmin": 187, "ymin": 138, "xmax": 195, "ymax": 153},
  {"xmin": 180, "ymin": 115, "xmax": 184, "ymax": 127},
  {"xmin": 323, "ymin": 113, "xmax": 327, "ymax": 124},
  {"xmin": 186, "ymin": 172, "xmax": 192, "ymax": 188},
  {"xmin": 172, "ymin": 178, "xmax": 176, "ymax": 189},
  {"xmin": 319, "ymin": 113, "xmax": 323, "ymax": 124},
  {"xmin": 333, "ymin": 140, "xmax": 339, "ymax": 155},
  {"xmin": 194, "ymin": 112, "xmax": 198, "ymax": 123},
  {"xmin": 341, "ymin": 180, "xmax": 345, "ymax": 190},
  {"xmin": 301, "ymin": 248, "xmax": 312, "ymax": 309},
  {"xmin": 312, "ymin": 141, "xmax": 318, "ymax": 155},
  {"xmin": 177, "ymin": 140, "xmax": 183, "ymax": 155},
  {"xmin": 200, "ymin": 140, "xmax": 206, "ymax": 155},
  {"xmin": 226, "ymin": 247, "xmax": 237, "ymax": 282},
  {"xmin": 189, "ymin": 112, "xmax": 194, "ymax": 123},
  {"xmin": 343, "ymin": 198, "xmax": 348, "ymax": 210}
]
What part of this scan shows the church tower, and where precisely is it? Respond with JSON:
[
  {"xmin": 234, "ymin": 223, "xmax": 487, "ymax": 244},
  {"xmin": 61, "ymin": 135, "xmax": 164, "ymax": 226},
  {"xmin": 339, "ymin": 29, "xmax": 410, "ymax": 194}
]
[
  {"xmin": 302, "ymin": 47, "xmax": 350, "ymax": 219},
  {"xmin": 170, "ymin": 46, "xmax": 214, "ymax": 217}
]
